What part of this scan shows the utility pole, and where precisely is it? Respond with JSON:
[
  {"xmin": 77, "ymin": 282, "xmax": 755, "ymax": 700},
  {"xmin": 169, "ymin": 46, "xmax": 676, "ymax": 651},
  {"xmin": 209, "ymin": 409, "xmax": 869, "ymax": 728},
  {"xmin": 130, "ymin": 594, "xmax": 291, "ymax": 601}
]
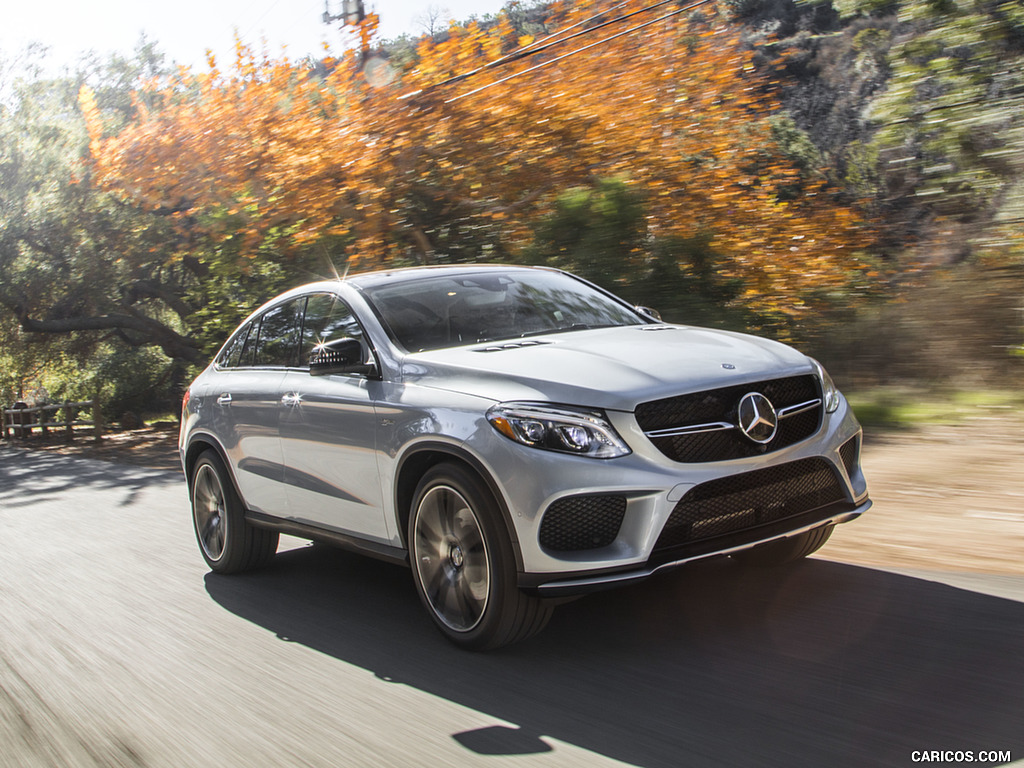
[
  {"xmin": 322, "ymin": 0, "xmax": 365, "ymax": 26},
  {"xmin": 322, "ymin": 0, "xmax": 395, "ymax": 88}
]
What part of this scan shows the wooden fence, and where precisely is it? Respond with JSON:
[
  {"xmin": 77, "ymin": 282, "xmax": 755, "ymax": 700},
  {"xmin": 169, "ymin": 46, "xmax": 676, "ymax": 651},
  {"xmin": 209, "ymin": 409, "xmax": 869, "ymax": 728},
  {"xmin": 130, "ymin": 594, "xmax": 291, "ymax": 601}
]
[{"xmin": 1, "ymin": 400, "xmax": 104, "ymax": 442}]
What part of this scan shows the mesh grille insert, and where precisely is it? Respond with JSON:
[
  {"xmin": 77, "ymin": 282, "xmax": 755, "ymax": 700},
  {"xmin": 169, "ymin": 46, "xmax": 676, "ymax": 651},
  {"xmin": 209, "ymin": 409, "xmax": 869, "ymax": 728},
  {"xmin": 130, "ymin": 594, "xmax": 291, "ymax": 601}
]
[
  {"xmin": 539, "ymin": 495, "xmax": 627, "ymax": 552},
  {"xmin": 636, "ymin": 375, "xmax": 822, "ymax": 463},
  {"xmin": 654, "ymin": 457, "xmax": 845, "ymax": 552},
  {"xmin": 839, "ymin": 435, "xmax": 860, "ymax": 477}
]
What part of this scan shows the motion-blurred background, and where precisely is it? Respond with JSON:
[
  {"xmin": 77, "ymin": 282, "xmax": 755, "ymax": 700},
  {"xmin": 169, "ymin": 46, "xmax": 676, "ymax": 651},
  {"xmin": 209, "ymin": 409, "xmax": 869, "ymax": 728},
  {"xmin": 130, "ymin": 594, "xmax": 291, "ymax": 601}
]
[{"xmin": 2, "ymin": 0, "xmax": 1021, "ymax": 432}]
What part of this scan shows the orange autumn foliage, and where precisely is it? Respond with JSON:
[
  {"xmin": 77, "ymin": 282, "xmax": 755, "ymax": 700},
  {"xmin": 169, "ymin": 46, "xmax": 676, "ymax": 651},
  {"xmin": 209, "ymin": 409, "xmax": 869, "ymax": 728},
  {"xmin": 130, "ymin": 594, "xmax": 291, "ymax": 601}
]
[{"xmin": 81, "ymin": 1, "xmax": 870, "ymax": 314}]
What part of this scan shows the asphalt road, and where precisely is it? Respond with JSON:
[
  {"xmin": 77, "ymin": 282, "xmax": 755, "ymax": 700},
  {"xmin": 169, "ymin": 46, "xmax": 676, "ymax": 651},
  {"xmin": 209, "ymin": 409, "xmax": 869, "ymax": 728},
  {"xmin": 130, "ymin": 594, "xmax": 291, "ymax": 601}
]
[{"xmin": 2, "ymin": 448, "xmax": 1023, "ymax": 768}]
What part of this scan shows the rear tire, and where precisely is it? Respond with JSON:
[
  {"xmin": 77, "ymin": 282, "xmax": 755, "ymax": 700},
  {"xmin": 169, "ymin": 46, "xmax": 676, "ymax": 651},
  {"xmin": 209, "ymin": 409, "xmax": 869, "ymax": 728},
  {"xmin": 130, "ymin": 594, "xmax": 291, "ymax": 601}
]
[
  {"xmin": 731, "ymin": 524, "xmax": 834, "ymax": 567},
  {"xmin": 408, "ymin": 462, "xmax": 552, "ymax": 650},
  {"xmin": 191, "ymin": 450, "xmax": 278, "ymax": 573}
]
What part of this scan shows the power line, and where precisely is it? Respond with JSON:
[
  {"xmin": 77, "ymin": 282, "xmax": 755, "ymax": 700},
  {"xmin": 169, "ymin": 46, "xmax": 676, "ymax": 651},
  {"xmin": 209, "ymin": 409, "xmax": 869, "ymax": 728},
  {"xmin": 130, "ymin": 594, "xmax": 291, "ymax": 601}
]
[
  {"xmin": 411, "ymin": 0, "xmax": 640, "ymax": 92},
  {"xmin": 239, "ymin": 0, "xmax": 289, "ymax": 47},
  {"xmin": 443, "ymin": 0, "xmax": 716, "ymax": 104},
  {"xmin": 398, "ymin": 0, "xmax": 715, "ymax": 102},
  {"xmin": 508, "ymin": 0, "xmax": 634, "ymax": 58}
]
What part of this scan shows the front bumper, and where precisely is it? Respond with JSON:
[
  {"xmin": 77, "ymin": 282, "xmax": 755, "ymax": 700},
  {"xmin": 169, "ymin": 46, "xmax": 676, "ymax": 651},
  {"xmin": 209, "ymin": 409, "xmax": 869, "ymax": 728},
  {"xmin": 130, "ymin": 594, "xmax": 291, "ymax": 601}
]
[
  {"xmin": 521, "ymin": 498, "xmax": 870, "ymax": 596},
  {"xmin": 464, "ymin": 394, "xmax": 869, "ymax": 588}
]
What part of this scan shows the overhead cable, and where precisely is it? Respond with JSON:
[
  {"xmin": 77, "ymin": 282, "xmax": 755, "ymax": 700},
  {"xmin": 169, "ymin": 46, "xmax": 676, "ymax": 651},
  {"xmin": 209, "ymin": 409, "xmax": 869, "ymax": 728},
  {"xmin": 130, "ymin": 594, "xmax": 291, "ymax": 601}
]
[
  {"xmin": 443, "ymin": 0, "xmax": 717, "ymax": 104},
  {"xmin": 398, "ymin": 0, "xmax": 716, "ymax": 102}
]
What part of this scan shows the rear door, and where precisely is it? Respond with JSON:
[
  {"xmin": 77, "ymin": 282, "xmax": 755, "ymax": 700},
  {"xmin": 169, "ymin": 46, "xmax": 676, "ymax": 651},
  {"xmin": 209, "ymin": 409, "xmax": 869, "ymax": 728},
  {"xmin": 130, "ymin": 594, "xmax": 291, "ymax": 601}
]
[{"xmin": 211, "ymin": 299, "xmax": 302, "ymax": 516}]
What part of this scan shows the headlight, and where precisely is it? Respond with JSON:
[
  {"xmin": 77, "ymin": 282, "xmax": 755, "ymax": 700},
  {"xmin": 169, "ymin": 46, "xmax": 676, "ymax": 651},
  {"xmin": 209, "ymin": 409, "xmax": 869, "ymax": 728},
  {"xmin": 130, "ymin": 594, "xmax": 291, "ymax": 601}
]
[
  {"xmin": 486, "ymin": 403, "xmax": 631, "ymax": 459},
  {"xmin": 808, "ymin": 358, "xmax": 841, "ymax": 413}
]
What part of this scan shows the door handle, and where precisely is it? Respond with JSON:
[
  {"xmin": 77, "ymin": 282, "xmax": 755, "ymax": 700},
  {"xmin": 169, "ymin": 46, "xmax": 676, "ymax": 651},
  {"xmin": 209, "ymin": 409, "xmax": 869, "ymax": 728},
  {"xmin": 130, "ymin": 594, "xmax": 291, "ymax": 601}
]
[
  {"xmin": 216, "ymin": 393, "xmax": 232, "ymax": 406},
  {"xmin": 281, "ymin": 393, "xmax": 302, "ymax": 407}
]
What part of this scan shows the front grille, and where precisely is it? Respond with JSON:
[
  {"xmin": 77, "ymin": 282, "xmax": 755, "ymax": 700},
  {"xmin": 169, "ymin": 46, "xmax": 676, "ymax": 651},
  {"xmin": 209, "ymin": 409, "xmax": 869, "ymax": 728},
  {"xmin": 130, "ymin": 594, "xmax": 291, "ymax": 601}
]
[
  {"xmin": 539, "ymin": 495, "xmax": 626, "ymax": 552},
  {"xmin": 839, "ymin": 435, "xmax": 860, "ymax": 476},
  {"xmin": 636, "ymin": 375, "xmax": 822, "ymax": 463},
  {"xmin": 653, "ymin": 457, "xmax": 845, "ymax": 552}
]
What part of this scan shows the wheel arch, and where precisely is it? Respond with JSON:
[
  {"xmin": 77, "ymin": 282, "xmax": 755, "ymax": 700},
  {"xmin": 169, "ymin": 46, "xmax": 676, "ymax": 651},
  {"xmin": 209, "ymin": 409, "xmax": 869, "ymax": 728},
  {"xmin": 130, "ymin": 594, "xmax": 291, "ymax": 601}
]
[
  {"xmin": 183, "ymin": 433, "xmax": 244, "ymax": 503},
  {"xmin": 394, "ymin": 442, "xmax": 525, "ymax": 573}
]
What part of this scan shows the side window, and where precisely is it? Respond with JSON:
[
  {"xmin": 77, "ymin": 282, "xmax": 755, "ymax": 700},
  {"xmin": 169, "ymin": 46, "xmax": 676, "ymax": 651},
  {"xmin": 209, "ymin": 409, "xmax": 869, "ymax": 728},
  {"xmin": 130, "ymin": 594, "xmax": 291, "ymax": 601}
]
[
  {"xmin": 251, "ymin": 298, "xmax": 304, "ymax": 368},
  {"xmin": 218, "ymin": 322, "xmax": 252, "ymax": 368},
  {"xmin": 238, "ymin": 317, "xmax": 261, "ymax": 367},
  {"xmin": 301, "ymin": 293, "xmax": 365, "ymax": 365}
]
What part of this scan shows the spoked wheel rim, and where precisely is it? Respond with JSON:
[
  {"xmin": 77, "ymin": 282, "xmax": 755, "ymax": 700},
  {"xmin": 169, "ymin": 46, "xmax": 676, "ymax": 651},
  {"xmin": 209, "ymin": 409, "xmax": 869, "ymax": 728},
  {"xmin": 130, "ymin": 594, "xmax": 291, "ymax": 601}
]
[
  {"xmin": 193, "ymin": 463, "xmax": 227, "ymax": 561},
  {"xmin": 413, "ymin": 485, "xmax": 491, "ymax": 632}
]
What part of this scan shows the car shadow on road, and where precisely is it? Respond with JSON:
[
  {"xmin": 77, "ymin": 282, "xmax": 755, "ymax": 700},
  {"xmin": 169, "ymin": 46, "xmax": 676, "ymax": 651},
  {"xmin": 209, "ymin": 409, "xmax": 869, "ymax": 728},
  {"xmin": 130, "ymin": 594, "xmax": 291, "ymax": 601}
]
[
  {"xmin": 0, "ymin": 449, "xmax": 181, "ymax": 508},
  {"xmin": 205, "ymin": 546, "xmax": 1024, "ymax": 768}
]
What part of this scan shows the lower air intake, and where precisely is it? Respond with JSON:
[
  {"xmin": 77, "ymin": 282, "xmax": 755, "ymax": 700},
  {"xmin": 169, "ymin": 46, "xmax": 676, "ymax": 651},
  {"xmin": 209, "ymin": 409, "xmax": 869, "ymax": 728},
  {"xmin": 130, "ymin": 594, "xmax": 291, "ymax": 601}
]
[
  {"xmin": 539, "ymin": 495, "xmax": 627, "ymax": 552},
  {"xmin": 654, "ymin": 457, "xmax": 845, "ymax": 552}
]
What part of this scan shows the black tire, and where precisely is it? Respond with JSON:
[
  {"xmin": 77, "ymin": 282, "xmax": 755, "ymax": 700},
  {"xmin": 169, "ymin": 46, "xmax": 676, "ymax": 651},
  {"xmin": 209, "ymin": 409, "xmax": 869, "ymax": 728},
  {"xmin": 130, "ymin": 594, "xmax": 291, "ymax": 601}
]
[
  {"xmin": 408, "ymin": 462, "xmax": 552, "ymax": 650},
  {"xmin": 191, "ymin": 450, "xmax": 278, "ymax": 573},
  {"xmin": 731, "ymin": 524, "xmax": 834, "ymax": 567}
]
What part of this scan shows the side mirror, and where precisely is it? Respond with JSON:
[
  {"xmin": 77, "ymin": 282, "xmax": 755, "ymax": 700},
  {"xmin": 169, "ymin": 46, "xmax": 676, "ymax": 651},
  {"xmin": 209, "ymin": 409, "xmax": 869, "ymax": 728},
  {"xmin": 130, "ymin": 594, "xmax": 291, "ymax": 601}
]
[
  {"xmin": 635, "ymin": 305, "xmax": 663, "ymax": 322},
  {"xmin": 309, "ymin": 337, "xmax": 377, "ymax": 377}
]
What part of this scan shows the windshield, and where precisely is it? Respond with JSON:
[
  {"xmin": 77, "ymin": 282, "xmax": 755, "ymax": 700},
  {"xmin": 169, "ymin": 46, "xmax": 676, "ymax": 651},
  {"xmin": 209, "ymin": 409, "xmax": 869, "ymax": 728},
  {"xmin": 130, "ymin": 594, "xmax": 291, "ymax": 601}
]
[{"xmin": 359, "ymin": 270, "xmax": 646, "ymax": 352}]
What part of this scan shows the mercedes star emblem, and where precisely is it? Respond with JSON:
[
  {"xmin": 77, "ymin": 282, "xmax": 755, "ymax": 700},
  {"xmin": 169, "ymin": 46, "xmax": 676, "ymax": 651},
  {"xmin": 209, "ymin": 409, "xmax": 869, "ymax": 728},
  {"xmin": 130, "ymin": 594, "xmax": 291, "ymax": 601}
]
[{"xmin": 737, "ymin": 392, "xmax": 778, "ymax": 444}]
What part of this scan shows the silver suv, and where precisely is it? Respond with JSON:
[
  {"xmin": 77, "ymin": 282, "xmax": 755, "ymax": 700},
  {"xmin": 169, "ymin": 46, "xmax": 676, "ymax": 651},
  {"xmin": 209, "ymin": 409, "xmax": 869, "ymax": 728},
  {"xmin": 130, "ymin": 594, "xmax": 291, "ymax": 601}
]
[{"xmin": 180, "ymin": 265, "xmax": 869, "ymax": 649}]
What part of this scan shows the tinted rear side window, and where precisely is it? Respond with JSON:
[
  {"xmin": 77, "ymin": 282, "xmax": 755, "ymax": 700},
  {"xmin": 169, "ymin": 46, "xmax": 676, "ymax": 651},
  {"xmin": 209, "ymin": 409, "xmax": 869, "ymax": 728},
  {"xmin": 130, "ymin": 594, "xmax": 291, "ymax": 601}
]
[
  {"xmin": 251, "ymin": 299, "xmax": 304, "ymax": 368},
  {"xmin": 218, "ymin": 323, "xmax": 252, "ymax": 368}
]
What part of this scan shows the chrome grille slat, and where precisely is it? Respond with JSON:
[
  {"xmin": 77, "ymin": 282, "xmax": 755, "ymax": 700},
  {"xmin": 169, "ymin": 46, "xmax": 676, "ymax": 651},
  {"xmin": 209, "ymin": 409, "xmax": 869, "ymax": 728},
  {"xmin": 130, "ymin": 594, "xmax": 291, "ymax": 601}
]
[
  {"xmin": 635, "ymin": 375, "xmax": 822, "ymax": 463},
  {"xmin": 777, "ymin": 398, "xmax": 822, "ymax": 418},
  {"xmin": 644, "ymin": 421, "xmax": 734, "ymax": 438}
]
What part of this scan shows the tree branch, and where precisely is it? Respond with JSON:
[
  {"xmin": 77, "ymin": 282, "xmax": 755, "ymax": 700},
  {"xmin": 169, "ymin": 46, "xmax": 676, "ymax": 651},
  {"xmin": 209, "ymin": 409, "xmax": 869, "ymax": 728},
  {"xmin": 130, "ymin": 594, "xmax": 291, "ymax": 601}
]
[
  {"xmin": 126, "ymin": 279, "xmax": 194, "ymax": 320},
  {"xmin": 6, "ymin": 301, "xmax": 203, "ymax": 364}
]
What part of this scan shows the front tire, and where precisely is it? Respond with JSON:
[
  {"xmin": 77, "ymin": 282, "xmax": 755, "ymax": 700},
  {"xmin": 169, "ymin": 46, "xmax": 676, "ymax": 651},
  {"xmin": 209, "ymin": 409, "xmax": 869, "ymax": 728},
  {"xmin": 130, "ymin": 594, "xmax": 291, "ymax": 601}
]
[
  {"xmin": 408, "ymin": 462, "xmax": 552, "ymax": 650},
  {"xmin": 731, "ymin": 524, "xmax": 834, "ymax": 567},
  {"xmin": 191, "ymin": 450, "xmax": 278, "ymax": 573}
]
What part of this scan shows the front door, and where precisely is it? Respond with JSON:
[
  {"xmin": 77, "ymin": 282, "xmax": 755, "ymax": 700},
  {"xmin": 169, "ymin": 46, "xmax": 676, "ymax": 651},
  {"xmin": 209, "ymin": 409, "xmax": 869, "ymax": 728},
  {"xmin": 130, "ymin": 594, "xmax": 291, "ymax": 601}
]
[{"xmin": 278, "ymin": 292, "xmax": 389, "ymax": 541}]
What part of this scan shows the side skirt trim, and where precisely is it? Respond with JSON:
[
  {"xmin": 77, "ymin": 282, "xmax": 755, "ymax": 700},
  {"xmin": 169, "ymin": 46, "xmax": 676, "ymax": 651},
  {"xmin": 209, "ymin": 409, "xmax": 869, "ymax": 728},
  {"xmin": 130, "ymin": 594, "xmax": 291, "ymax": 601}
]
[{"xmin": 245, "ymin": 511, "xmax": 410, "ymax": 567}]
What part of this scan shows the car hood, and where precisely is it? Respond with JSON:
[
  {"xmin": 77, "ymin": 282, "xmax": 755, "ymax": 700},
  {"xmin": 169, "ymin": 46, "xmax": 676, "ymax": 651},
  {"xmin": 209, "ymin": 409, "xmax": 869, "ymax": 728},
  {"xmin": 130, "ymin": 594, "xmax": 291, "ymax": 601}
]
[{"xmin": 399, "ymin": 325, "xmax": 814, "ymax": 411}]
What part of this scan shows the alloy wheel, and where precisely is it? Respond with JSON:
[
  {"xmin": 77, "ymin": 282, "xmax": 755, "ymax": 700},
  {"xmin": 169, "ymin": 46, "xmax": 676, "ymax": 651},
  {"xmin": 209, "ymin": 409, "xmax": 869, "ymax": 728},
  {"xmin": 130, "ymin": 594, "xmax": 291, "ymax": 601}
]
[{"xmin": 412, "ymin": 485, "xmax": 491, "ymax": 632}]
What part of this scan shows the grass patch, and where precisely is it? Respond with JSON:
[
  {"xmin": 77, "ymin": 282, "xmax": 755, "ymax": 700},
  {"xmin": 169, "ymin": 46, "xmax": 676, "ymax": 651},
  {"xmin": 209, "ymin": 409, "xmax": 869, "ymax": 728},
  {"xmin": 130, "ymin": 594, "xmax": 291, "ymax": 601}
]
[
  {"xmin": 143, "ymin": 412, "xmax": 181, "ymax": 429},
  {"xmin": 846, "ymin": 387, "xmax": 1024, "ymax": 430}
]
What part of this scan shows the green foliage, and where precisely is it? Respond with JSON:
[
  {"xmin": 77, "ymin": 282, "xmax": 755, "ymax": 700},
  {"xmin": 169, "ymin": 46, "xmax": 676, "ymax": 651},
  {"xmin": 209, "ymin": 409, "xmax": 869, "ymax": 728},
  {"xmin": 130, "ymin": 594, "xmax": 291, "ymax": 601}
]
[
  {"xmin": 91, "ymin": 346, "xmax": 177, "ymax": 420},
  {"xmin": 527, "ymin": 179, "xmax": 752, "ymax": 328},
  {"xmin": 832, "ymin": 0, "xmax": 900, "ymax": 19},
  {"xmin": 184, "ymin": 237, "xmax": 325, "ymax": 357},
  {"xmin": 528, "ymin": 178, "xmax": 646, "ymax": 285},
  {"xmin": 847, "ymin": 387, "xmax": 1024, "ymax": 429},
  {"xmin": 852, "ymin": 26, "xmax": 892, "ymax": 54},
  {"xmin": 0, "ymin": 316, "xmax": 49, "ymax": 405},
  {"xmin": 769, "ymin": 114, "xmax": 822, "ymax": 199},
  {"xmin": 865, "ymin": 0, "xmax": 1024, "ymax": 257},
  {"xmin": 3, "ymin": 339, "xmax": 180, "ymax": 421},
  {"xmin": 632, "ymin": 235, "xmax": 751, "ymax": 329},
  {"xmin": 0, "ymin": 45, "xmax": 278, "ymax": 416}
]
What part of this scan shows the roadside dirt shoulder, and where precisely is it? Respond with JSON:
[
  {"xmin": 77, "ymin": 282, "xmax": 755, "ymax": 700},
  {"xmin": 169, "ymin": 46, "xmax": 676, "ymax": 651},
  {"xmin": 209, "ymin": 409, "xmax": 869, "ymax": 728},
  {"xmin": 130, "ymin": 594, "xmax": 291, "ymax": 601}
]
[
  {"xmin": 825, "ymin": 414, "xmax": 1024, "ymax": 575},
  {"xmin": 2, "ymin": 424, "xmax": 183, "ymax": 472},
  {"xmin": 5, "ymin": 415, "xmax": 1022, "ymax": 574}
]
